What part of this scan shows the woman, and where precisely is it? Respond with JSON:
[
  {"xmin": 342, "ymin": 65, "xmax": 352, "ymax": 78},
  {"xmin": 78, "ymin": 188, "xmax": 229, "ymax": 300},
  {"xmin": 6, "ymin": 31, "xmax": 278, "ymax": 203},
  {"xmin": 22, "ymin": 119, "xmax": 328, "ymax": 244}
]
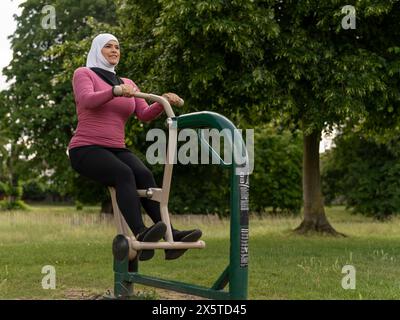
[{"xmin": 68, "ymin": 33, "xmax": 202, "ymax": 261}]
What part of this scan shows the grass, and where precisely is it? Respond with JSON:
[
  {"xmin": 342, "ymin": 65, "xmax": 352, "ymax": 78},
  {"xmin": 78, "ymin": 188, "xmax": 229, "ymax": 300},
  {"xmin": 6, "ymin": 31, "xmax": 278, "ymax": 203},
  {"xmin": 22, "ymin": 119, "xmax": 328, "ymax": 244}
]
[{"xmin": 0, "ymin": 204, "xmax": 400, "ymax": 299}]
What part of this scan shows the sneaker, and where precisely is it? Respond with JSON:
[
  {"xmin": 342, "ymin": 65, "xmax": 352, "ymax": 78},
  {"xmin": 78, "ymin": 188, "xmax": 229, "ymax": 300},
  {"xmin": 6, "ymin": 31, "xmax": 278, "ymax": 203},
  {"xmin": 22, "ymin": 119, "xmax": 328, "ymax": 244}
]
[
  {"xmin": 136, "ymin": 221, "xmax": 167, "ymax": 261},
  {"xmin": 165, "ymin": 229, "xmax": 202, "ymax": 260}
]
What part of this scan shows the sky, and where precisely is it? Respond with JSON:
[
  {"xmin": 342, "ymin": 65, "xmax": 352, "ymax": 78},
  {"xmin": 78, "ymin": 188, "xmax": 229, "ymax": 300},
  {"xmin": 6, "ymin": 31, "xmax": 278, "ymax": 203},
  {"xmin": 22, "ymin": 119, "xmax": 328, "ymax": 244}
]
[{"xmin": 0, "ymin": 0, "xmax": 24, "ymax": 90}]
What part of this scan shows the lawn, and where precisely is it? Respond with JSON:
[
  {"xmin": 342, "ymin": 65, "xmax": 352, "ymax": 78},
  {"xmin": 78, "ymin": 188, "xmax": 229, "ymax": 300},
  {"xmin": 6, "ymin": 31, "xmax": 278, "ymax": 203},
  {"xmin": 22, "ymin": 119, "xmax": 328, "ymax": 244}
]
[{"xmin": 0, "ymin": 205, "xmax": 399, "ymax": 299}]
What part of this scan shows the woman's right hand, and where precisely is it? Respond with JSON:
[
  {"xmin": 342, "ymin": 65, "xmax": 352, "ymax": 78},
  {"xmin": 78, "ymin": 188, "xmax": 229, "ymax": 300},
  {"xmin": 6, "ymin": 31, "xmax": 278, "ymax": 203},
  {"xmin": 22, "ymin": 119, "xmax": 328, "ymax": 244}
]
[{"xmin": 119, "ymin": 84, "xmax": 138, "ymax": 97}]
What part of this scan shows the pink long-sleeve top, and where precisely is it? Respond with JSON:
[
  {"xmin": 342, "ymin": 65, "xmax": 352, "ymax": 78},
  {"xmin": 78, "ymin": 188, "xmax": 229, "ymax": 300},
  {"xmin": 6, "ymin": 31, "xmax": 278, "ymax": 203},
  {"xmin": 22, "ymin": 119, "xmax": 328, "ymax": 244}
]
[{"xmin": 68, "ymin": 67, "xmax": 164, "ymax": 150}]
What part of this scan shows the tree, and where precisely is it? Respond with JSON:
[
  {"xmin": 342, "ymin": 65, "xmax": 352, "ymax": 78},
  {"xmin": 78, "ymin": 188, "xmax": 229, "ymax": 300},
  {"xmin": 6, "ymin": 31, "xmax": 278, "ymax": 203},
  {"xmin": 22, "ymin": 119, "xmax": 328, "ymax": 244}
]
[
  {"xmin": 0, "ymin": 92, "xmax": 29, "ymax": 209},
  {"xmin": 2, "ymin": 0, "xmax": 118, "ymax": 205},
  {"xmin": 6, "ymin": 0, "xmax": 400, "ymax": 230},
  {"xmin": 268, "ymin": 0, "xmax": 400, "ymax": 234},
  {"xmin": 116, "ymin": 0, "xmax": 400, "ymax": 235}
]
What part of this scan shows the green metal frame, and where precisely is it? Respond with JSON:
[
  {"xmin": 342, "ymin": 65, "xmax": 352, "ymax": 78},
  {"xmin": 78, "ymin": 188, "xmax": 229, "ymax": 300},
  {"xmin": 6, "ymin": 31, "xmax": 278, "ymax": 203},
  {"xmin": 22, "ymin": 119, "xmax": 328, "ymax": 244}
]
[{"xmin": 112, "ymin": 111, "xmax": 249, "ymax": 300}]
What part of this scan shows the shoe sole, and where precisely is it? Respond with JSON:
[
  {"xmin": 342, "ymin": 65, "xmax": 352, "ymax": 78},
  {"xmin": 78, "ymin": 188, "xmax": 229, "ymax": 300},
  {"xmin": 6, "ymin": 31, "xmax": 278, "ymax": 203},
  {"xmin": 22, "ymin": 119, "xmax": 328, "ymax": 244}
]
[
  {"xmin": 138, "ymin": 222, "xmax": 167, "ymax": 261},
  {"xmin": 165, "ymin": 230, "xmax": 202, "ymax": 260}
]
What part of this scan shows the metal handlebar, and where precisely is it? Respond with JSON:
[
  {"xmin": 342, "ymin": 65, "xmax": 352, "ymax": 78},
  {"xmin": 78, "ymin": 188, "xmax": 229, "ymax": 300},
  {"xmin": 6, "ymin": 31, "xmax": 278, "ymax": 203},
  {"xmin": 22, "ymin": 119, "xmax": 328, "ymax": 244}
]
[{"xmin": 132, "ymin": 92, "xmax": 184, "ymax": 118}]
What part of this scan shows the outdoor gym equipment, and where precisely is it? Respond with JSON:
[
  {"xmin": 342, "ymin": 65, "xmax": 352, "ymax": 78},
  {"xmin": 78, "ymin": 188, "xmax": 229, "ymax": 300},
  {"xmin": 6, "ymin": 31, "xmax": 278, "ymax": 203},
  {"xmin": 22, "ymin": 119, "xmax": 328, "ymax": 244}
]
[{"xmin": 109, "ymin": 92, "xmax": 250, "ymax": 300}]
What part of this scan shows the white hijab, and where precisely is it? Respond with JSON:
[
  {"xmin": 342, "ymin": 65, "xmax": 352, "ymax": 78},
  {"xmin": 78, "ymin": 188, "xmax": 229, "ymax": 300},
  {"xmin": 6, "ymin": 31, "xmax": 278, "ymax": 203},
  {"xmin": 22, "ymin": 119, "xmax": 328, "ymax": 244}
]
[{"xmin": 86, "ymin": 33, "xmax": 119, "ymax": 73}]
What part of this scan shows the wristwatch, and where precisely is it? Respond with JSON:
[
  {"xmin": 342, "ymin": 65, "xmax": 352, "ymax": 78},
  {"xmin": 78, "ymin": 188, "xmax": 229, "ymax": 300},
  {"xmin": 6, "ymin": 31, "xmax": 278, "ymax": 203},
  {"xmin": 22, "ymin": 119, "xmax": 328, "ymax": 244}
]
[{"xmin": 112, "ymin": 85, "xmax": 123, "ymax": 97}]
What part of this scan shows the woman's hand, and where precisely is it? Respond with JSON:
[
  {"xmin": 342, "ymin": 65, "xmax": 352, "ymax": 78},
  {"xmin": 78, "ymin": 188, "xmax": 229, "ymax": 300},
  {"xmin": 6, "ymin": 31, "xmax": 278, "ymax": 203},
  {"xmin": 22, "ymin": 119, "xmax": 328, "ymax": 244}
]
[
  {"xmin": 162, "ymin": 92, "xmax": 184, "ymax": 107},
  {"xmin": 119, "ymin": 84, "xmax": 139, "ymax": 97}
]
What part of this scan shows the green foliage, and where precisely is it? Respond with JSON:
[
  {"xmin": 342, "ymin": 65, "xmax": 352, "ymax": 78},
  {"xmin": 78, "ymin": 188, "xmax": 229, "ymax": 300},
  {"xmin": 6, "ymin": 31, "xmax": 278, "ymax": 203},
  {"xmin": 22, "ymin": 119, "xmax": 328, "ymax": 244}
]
[
  {"xmin": 0, "ymin": 180, "xmax": 27, "ymax": 211},
  {"xmin": 0, "ymin": 181, "xmax": 8, "ymax": 196},
  {"xmin": 168, "ymin": 163, "xmax": 230, "ymax": 216},
  {"xmin": 251, "ymin": 125, "xmax": 303, "ymax": 214},
  {"xmin": 3, "ymin": 0, "xmax": 400, "ymax": 215},
  {"xmin": 2, "ymin": 0, "xmax": 118, "ymax": 200},
  {"xmin": 75, "ymin": 200, "xmax": 83, "ymax": 211},
  {"xmin": 118, "ymin": 0, "xmax": 279, "ymax": 125},
  {"xmin": 322, "ymin": 131, "xmax": 400, "ymax": 219},
  {"xmin": 8, "ymin": 182, "xmax": 23, "ymax": 199},
  {"xmin": 118, "ymin": 0, "xmax": 400, "ymax": 132},
  {"xmin": 0, "ymin": 180, "xmax": 28, "ymax": 211},
  {"xmin": 70, "ymin": 174, "xmax": 109, "ymax": 205},
  {"xmin": 268, "ymin": 0, "xmax": 400, "ymax": 133},
  {"xmin": 0, "ymin": 199, "xmax": 28, "ymax": 211},
  {"xmin": 22, "ymin": 180, "xmax": 46, "ymax": 201}
]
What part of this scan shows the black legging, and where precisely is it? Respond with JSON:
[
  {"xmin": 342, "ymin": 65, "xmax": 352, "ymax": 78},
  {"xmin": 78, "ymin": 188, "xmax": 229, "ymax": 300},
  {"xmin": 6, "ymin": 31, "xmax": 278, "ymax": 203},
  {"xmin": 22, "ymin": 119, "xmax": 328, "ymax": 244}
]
[{"xmin": 68, "ymin": 145, "xmax": 163, "ymax": 235}]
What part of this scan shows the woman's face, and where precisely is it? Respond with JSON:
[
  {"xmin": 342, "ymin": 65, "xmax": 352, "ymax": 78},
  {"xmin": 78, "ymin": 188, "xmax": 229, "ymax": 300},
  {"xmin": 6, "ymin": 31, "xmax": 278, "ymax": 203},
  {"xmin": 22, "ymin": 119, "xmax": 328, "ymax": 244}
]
[{"xmin": 101, "ymin": 40, "xmax": 120, "ymax": 65}]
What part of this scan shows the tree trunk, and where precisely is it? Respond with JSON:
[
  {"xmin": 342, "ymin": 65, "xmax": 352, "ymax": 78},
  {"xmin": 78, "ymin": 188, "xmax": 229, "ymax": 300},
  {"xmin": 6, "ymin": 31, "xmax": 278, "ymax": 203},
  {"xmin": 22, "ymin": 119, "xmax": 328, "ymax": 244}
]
[
  {"xmin": 294, "ymin": 130, "xmax": 344, "ymax": 236},
  {"xmin": 101, "ymin": 199, "xmax": 113, "ymax": 214}
]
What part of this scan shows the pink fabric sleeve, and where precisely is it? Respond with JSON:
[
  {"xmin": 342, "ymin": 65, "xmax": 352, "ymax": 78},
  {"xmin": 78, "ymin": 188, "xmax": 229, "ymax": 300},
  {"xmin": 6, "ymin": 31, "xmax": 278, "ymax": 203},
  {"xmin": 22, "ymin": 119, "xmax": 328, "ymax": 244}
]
[
  {"xmin": 73, "ymin": 68, "xmax": 114, "ymax": 109},
  {"xmin": 128, "ymin": 80, "xmax": 165, "ymax": 122}
]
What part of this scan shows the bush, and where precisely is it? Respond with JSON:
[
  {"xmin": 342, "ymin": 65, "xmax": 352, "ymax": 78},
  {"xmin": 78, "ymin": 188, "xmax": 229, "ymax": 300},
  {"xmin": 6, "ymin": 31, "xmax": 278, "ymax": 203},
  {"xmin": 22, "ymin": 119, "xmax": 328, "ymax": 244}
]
[
  {"xmin": 0, "ymin": 180, "xmax": 28, "ymax": 211},
  {"xmin": 0, "ymin": 199, "xmax": 29, "ymax": 211},
  {"xmin": 22, "ymin": 180, "xmax": 47, "ymax": 201},
  {"xmin": 0, "ymin": 181, "xmax": 8, "ymax": 199},
  {"xmin": 168, "ymin": 162, "xmax": 230, "ymax": 216},
  {"xmin": 322, "ymin": 132, "xmax": 400, "ymax": 219},
  {"xmin": 75, "ymin": 200, "xmax": 83, "ymax": 211},
  {"xmin": 250, "ymin": 124, "xmax": 303, "ymax": 214}
]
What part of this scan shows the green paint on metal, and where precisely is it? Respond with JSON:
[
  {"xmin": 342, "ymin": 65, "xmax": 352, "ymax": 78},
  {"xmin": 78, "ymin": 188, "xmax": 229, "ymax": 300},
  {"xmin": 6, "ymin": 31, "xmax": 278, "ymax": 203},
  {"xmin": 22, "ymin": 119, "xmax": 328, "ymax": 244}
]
[
  {"xmin": 113, "ymin": 257, "xmax": 133, "ymax": 299},
  {"xmin": 196, "ymin": 129, "xmax": 231, "ymax": 168},
  {"xmin": 212, "ymin": 265, "xmax": 230, "ymax": 290},
  {"xmin": 127, "ymin": 273, "xmax": 230, "ymax": 300}
]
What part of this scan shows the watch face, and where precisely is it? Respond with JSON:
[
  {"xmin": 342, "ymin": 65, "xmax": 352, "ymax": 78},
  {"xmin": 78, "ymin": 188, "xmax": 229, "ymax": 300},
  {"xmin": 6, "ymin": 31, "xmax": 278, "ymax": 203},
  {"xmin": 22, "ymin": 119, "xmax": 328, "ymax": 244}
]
[{"xmin": 114, "ymin": 86, "xmax": 122, "ymax": 96}]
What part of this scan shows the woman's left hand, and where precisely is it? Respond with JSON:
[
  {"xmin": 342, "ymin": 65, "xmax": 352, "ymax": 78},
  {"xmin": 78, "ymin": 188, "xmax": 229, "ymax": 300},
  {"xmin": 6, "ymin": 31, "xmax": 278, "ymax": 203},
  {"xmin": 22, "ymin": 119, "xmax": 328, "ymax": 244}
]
[{"xmin": 162, "ymin": 92, "xmax": 184, "ymax": 107}]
